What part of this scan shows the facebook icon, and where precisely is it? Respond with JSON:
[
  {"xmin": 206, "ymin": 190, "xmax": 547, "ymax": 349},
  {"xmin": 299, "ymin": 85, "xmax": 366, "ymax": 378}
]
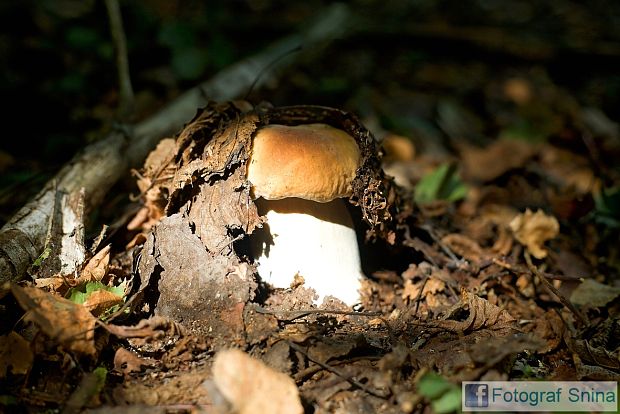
[{"xmin": 465, "ymin": 383, "xmax": 489, "ymax": 407}]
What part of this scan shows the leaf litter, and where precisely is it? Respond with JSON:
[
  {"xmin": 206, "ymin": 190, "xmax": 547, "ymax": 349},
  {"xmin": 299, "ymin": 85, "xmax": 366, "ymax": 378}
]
[{"xmin": 2, "ymin": 22, "xmax": 620, "ymax": 414}]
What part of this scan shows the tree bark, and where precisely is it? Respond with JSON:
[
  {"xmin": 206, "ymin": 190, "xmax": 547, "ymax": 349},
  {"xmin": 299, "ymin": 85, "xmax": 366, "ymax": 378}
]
[{"xmin": 0, "ymin": 4, "xmax": 350, "ymax": 284}]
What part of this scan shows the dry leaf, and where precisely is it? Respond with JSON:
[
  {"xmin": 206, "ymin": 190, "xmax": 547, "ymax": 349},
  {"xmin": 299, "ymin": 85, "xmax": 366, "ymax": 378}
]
[
  {"xmin": 307, "ymin": 335, "xmax": 363, "ymax": 364},
  {"xmin": 491, "ymin": 225, "xmax": 513, "ymax": 255},
  {"xmin": 78, "ymin": 245, "xmax": 111, "ymax": 283},
  {"xmin": 34, "ymin": 276, "xmax": 66, "ymax": 292},
  {"xmin": 441, "ymin": 233, "xmax": 484, "ymax": 263},
  {"xmin": 539, "ymin": 145, "xmax": 599, "ymax": 195},
  {"xmin": 460, "ymin": 139, "xmax": 536, "ymax": 182},
  {"xmin": 83, "ymin": 289, "xmax": 124, "ymax": 316},
  {"xmin": 509, "ymin": 209, "xmax": 559, "ymax": 259},
  {"xmin": 11, "ymin": 284, "xmax": 97, "ymax": 356},
  {"xmin": 0, "ymin": 331, "xmax": 33, "ymax": 377},
  {"xmin": 128, "ymin": 138, "xmax": 177, "ymax": 233},
  {"xmin": 212, "ymin": 348, "xmax": 303, "ymax": 414},
  {"xmin": 402, "ymin": 278, "xmax": 446, "ymax": 302},
  {"xmin": 113, "ymin": 347, "xmax": 156, "ymax": 375},
  {"xmin": 570, "ymin": 279, "xmax": 620, "ymax": 307},
  {"xmin": 106, "ymin": 316, "xmax": 186, "ymax": 345},
  {"xmin": 434, "ymin": 290, "xmax": 517, "ymax": 334}
]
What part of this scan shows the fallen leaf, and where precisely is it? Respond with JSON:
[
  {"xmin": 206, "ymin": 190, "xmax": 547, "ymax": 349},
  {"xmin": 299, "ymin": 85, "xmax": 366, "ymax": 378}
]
[
  {"xmin": 106, "ymin": 316, "xmax": 186, "ymax": 345},
  {"xmin": 82, "ymin": 289, "xmax": 124, "ymax": 317},
  {"xmin": 212, "ymin": 348, "xmax": 303, "ymax": 414},
  {"xmin": 460, "ymin": 139, "xmax": 536, "ymax": 182},
  {"xmin": 34, "ymin": 276, "xmax": 66, "ymax": 292},
  {"xmin": 492, "ymin": 225, "xmax": 513, "ymax": 255},
  {"xmin": 0, "ymin": 332, "xmax": 33, "ymax": 377},
  {"xmin": 308, "ymin": 335, "xmax": 363, "ymax": 364},
  {"xmin": 509, "ymin": 209, "xmax": 559, "ymax": 259},
  {"xmin": 434, "ymin": 290, "xmax": 517, "ymax": 334},
  {"xmin": 78, "ymin": 245, "xmax": 111, "ymax": 283},
  {"xmin": 127, "ymin": 138, "xmax": 177, "ymax": 233},
  {"xmin": 570, "ymin": 279, "xmax": 620, "ymax": 307},
  {"xmin": 441, "ymin": 233, "xmax": 483, "ymax": 263},
  {"xmin": 11, "ymin": 284, "xmax": 97, "ymax": 356},
  {"xmin": 402, "ymin": 278, "xmax": 446, "ymax": 303},
  {"xmin": 539, "ymin": 145, "xmax": 599, "ymax": 195},
  {"xmin": 113, "ymin": 348, "xmax": 156, "ymax": 375}
]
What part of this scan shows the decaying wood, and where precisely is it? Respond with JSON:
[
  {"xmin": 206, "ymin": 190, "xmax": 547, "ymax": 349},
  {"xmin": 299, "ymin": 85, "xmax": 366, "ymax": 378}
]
[{"xmin": 0, "ymin": 4, "xmax": 351, "ymax": 285}]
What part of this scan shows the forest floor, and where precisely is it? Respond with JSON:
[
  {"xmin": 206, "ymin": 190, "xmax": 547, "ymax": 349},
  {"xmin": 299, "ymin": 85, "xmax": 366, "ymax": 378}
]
[{"xmin": 1, "ymin": 1, "xmax": 619, "ymax": 413}]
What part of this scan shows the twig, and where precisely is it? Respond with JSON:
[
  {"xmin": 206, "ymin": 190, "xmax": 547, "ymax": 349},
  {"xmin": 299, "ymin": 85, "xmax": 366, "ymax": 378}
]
[
  {"xmin": 254, "ymin": 305, "xmax": 382, "ymax": 321},
  {"xmin": 287, "ymin": 341, "xmax": 389, "ymax": 399},
  {"xmin": 104, "ymin": 0, "xmax": 134, "ymax": 118},
  {"xmin": 295, "ymin": 355, "xmax": 382, "ymax": 382},
  {"xmin": 413, "ymin": 273, "xmax": 429, "ymax": 315},
  {"xmin": 420, "ymin": 224, "xmax": 464, "ymax": 267},
  {"xmin": 524, "ymin": 251, "xmax": 587, "ymax": 326}
]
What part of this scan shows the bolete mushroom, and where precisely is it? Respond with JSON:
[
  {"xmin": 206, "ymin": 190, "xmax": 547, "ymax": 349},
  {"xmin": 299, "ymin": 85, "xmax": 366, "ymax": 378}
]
[{"xmin": 247, "ymin": 123, "xmax": 363, "ymax": 305}]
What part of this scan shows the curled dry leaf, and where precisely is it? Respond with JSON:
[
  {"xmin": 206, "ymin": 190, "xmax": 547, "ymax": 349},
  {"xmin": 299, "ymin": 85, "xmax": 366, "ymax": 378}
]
[
  {"xmin": 434, "ymin": 290, "xmax": 517, "ymax": 334},
  {"xmin": 509, "ymin": 209, "xmax": 559, "ymax": 259},
  {"xmin": 106, "ymin": 316, "xmax": 186, "ymax": 345},
  {"xmin": 78, "ymin": 245, "xmax": 111, "ymax": 283},
  {"xmin": 127, "ymin": 138, "xmax": 177, "ymax": 233},
  {"xmin": 10, "ymin": 284, "xmax": 96, "ymax": 356},
  {"xmin": 211, "ymin": 348, "xmax": 303, "ymax": 414}
]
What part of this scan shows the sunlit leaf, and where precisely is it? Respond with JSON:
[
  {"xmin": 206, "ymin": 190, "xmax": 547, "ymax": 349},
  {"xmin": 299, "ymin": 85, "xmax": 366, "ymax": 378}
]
[{"xmin": 68, "ymin": 281, "xmax": 126, "ymax": 305}]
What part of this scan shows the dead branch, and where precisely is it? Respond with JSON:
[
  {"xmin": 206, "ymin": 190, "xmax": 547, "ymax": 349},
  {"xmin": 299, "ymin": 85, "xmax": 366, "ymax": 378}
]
[
  {"xmin": 524, "ymin": 251, "xmax": 587, "ymax": 326},
  {"xmin": 104, "ymin": 0, "xmax": 134, "ymax": 118},
  {"xmin": 0, "ymin": 4, "xmax": 351, "ymax": 285}
]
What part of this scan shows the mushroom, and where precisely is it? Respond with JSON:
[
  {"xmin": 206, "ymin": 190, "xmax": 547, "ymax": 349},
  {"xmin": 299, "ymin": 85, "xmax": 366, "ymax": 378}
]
[{"xmin": 247, "ymin": 123, "xmax": 363, "ymax": 305}]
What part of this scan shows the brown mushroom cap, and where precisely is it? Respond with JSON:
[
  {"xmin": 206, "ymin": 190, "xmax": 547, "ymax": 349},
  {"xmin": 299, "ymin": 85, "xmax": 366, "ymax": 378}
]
[{"xmin": 247, "ymin": 123, "xmax": 361, "ymax": 203}]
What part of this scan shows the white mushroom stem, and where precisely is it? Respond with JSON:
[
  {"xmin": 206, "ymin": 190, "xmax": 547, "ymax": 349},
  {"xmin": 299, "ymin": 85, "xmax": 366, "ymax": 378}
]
[{"xmin": 251, "ymin": 198, "xmax": 363, "ymax": 306}]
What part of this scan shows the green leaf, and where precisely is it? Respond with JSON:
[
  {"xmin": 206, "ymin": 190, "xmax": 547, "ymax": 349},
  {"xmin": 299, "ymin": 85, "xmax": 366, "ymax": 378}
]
[
  {"xmin": 67, "ymin": 281, "xmax": 127, "ymax": 305},
  {"xmin": 414, "ymin": 163, "xmax": 468, "ymax": 204},
  {"xmin": 594, "ymin": 186, "xmax": 620, "ymax": 224},
  {"xmin": 432, "ymin": 388, "xmax": 462, "ymax": 413},
  {"xmin": 92, "ymin": 366, "xmax": 107, "ymax": 392},
  {"xmin": 417, "ymin": 372, "xmax": 454, "ymax": 399},
  {"xmin": 32, "ymin": 247, "xmax": 52, "ymax": 267}
]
